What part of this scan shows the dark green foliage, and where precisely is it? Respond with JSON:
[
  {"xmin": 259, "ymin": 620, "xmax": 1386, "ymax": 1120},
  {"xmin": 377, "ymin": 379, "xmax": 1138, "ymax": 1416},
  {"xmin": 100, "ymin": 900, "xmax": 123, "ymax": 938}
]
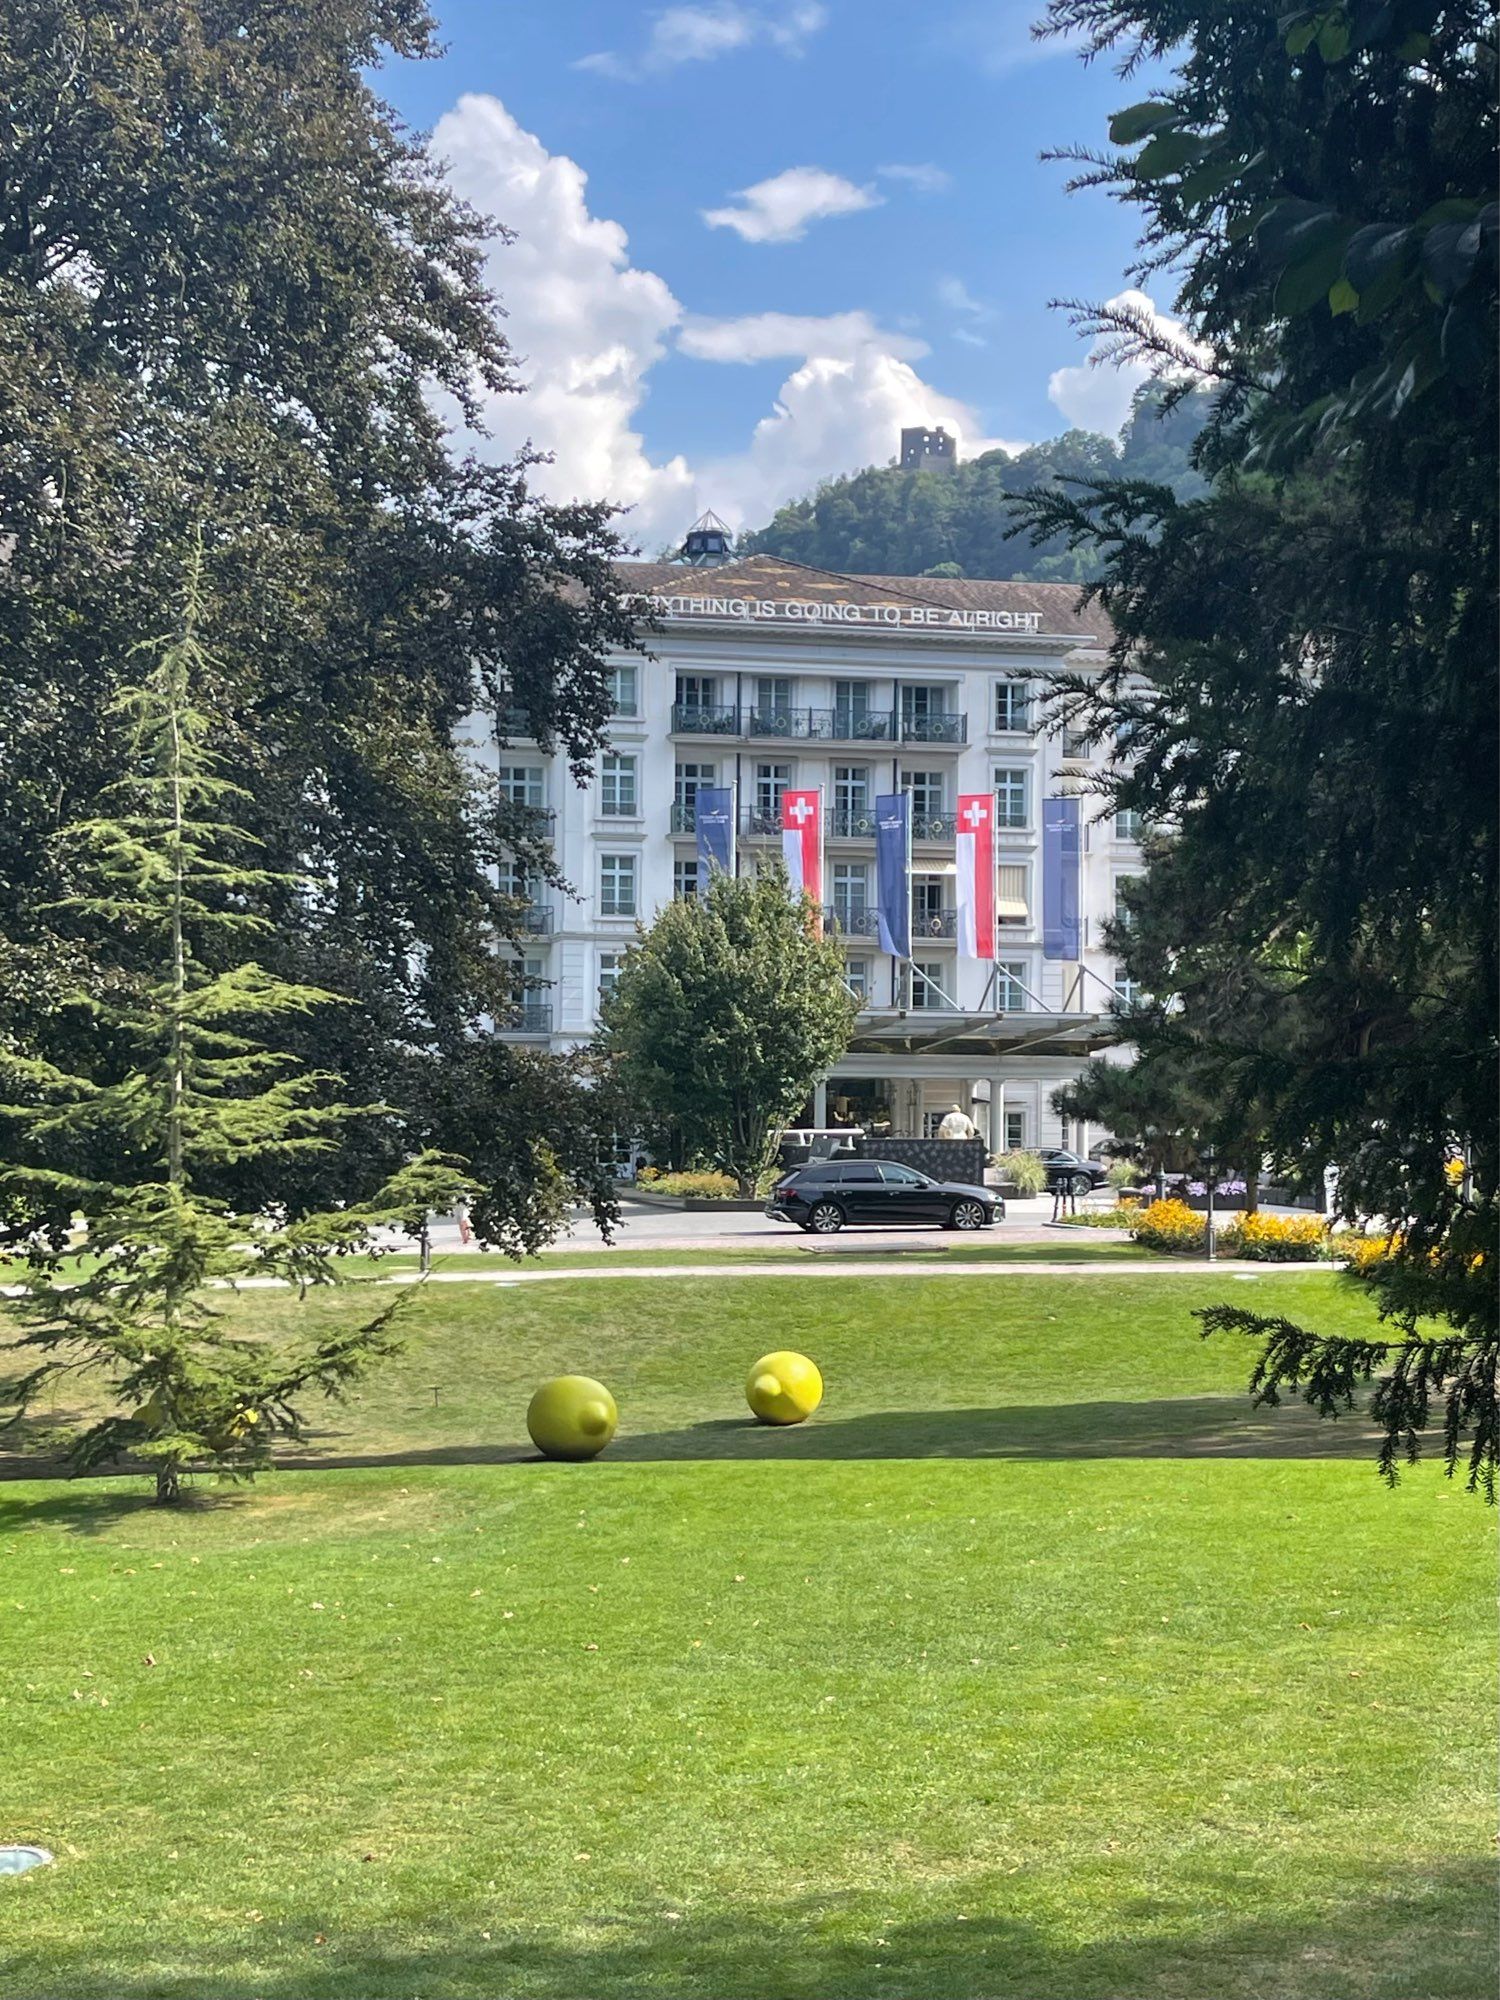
[
  {"xmin": 0, "ymin": 0, "xmax": 639, "ymax": 1243},
  {"xmin": 742, "ymin": 388, "xmax": 1211, "ymax": 580},
  {"xmin": 598, "ymin": 872, "xmax": 859, "ymax": 1194},
  {"xmin": 1022, "ymin": 0, "xmax": 1497, "ymax": 1489},
  {"xmin": 0, "ymin": 561, "xmax": 474, "ymax": 1501}
]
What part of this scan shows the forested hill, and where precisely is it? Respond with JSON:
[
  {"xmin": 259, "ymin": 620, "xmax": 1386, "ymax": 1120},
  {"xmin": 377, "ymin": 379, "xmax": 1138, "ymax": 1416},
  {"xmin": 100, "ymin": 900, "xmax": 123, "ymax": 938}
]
[{"xmin": 742, "ymin": 388, "xmax": 1213, "ymax": 583}]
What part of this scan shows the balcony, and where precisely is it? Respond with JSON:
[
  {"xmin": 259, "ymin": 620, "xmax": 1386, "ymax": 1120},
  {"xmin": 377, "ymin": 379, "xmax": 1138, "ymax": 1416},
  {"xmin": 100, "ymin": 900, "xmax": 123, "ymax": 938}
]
[
  {"xmin": 824, "ymin": 905, "xmax": 883, "ymax": 937},
  {"xmin": 670, "ymin": 799, "xmax": 698, "ymax": 833},
  {"xmin": 911, "ymin": 908, "xmax": 959, "ymax": 940},
  {"xmin": 741, "ymin": 806, "xmax": 783, "ymax": 837},
  {"xmin": 501, "ymin": 1002, "xmax": 553, "ymax": 1036},
  {"xmin": 497, "ymin": 704, "xmax": 536, "ymax": 739},
  {"xmin": 1059, "ymin": 729, "xmax": 1092, "ymax": 764},
  {"xmin": 900, "ymin": 712, "xmax": 967, "ymax": 746},
  {"xmin": 514, "ymin": 904, "xmax": 553, "ymax": 936},
  {"xmin": 671, "ymin": 702, "xmax": 740, "ymax": 736},
  {"xmin": 503, "ymin": 802, "xmax": 555, "ymax": 835},
  {"xmin": 910, "ymin": 808, "xmax": 957, "ymax": 841},
  {"xmin": 828, "ymin": 803, "xmax": 879, "ymax": 838}
]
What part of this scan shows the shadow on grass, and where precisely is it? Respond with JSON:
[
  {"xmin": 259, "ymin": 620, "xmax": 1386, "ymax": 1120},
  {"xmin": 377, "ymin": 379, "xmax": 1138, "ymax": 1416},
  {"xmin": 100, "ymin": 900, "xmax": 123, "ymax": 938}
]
[{"xmin": 4, "ymin": 1859, "xmax": 1490, "ymax": 2000}]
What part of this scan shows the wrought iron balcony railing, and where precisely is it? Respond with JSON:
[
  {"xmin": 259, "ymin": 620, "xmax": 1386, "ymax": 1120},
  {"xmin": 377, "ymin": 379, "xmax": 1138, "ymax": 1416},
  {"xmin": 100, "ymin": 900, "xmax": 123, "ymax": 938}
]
[
  {"xmin": 909, "ymin": 808, "xmax": 955, "ymax": 840},
  {"xmin": 670, "ymin": 799, "xmax": 697, "ymax": 833},
  {"xmin": 501, "ymin": 1002, "xmax": 553, "ymax": 1035},
  {"xmin": 911, "ymin": 908, "xmax": 959, "ymax": 939},
  {"xmin": 503, "ymin": 802, "xmax": 555, "ymax": 834},
  {"xmin": 671, "ymin": 702, "xmax": 741, "ymax": 735},
  {"xmin": 900, "ymin": 712, "xmax": 967, "ymax": 745},
  {"xmin": 824, "ymin": 905, "xmax": 882, "ymax": 937},
  {"xmin": 514, "ymin": 904, "xmax": 553, "ymax": 936}
]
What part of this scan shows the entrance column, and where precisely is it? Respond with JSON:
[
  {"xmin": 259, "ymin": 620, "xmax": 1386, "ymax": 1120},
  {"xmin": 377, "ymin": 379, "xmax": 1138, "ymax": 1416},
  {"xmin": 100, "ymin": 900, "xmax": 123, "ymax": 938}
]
[
  {"xmin": 992, "ymin": 1073, "xmax": 1007, "ymax": 1154},
  {"xmin": 813, "ymin": 1080, "xmax": 828, "ymax": 1128}
]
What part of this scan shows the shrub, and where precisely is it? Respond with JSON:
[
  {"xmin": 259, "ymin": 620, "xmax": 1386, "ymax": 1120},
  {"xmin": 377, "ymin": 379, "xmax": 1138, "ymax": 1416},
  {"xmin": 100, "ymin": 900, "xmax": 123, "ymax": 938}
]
[
  {"xmin": 1220, "ymin": 1212, "xmax": 1328, "ymax": 1261},
  {"xmin": 1105, "ymin": 1159, "xmax": 1140, "ymax": 1192},
  {"xmin": 1331, "ymin": 1229, "xmax": 1399, "ymax": 1272},
  {"xmin": 1056, "ymin": 1205, "xmax": 1135, "ymax": 1228},
  {"xmin": 1128, "ymin": 1198, "xmax": 1208, "ymax": 1255},
  {"xmin": 997, "ymin": 1148, "xmax": 1048, "ymax": 1195}
]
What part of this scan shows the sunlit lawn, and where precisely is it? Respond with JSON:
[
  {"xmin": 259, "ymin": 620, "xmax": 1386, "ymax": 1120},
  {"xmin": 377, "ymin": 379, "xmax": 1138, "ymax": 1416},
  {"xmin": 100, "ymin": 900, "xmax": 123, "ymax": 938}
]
[{"xmin": 1, "ymin": 1272, "xmax": 1492, "ymax": 1999}]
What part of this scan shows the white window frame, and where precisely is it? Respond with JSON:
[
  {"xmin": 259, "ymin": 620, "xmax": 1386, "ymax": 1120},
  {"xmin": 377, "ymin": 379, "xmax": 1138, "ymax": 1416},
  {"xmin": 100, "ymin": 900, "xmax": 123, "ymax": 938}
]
[
  {"xmin": 993, "ymin": 765, "xmax": 1028, "ymax": 830},
  {"xmin": 600, "ymin": 752, "xmax": 638, "ymax": 818},
  {"xmin": 997, "ymin": 960, "xmax": 1028, "ymax": 1012},
  {"xmin": 608, "ymin": 663, "xmax": 639, "ymax": 718},
  {"xmin": 993, "ymin": 680, "xmax": 1032, "ymax": 733},
  {"xmin": 600, "ymin": 852, "xmax": 638, "ymax": 918},
  {"xmin": 673, "ymin": 857, "xmax": 700, "ymax": 901}
]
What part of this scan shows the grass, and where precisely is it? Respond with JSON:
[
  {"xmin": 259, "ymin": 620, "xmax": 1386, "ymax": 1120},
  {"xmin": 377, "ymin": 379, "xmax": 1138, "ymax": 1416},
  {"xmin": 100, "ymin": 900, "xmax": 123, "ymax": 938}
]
[
  {"xmin": 342, "ymin": 1237, "xmax": 1155, "ymax": 1275},
  {"xmin": 1, "ymin": 1271, "xmax": 1493, "ymax": 1999}
]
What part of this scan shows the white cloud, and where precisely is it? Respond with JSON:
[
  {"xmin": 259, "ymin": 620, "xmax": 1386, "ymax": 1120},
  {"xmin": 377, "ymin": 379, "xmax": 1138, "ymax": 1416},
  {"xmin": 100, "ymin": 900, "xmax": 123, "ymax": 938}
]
[
  {"xmin": 703, "ymin": 166, "xmax": 880, "ymax": 244},
  {"xmin": 577, "ymin": 3, "xmax": 826, "ymax": 80},
  {"xmin": 679, "ymin": 310, "xmax": 928, "ymax": 364},
  {"xmin": 429, "ymin": 94, "xmax": 1016, "ymax": 547},
  {"xmin": 1047, "ymin": 288, "xmax": 1211, "ymax": 435},
  {"xmin": 877, "ymin": 162, "xmax": 952, "ymax": 194}
]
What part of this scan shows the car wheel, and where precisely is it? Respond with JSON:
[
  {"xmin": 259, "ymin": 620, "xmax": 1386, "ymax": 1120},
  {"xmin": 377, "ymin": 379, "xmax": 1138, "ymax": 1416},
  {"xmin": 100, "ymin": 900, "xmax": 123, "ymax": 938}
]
[
  {"xmin": 807, "ymin": 1201, "xmax": 845, "ymax": 1234},
  {"xmin": 1070, "ymin": 1173, "xmax": 1093, "ymax": 1198},
  {"xmin": 951, "ymin": 1198, "xmax": 987, "ymax": 1231}
]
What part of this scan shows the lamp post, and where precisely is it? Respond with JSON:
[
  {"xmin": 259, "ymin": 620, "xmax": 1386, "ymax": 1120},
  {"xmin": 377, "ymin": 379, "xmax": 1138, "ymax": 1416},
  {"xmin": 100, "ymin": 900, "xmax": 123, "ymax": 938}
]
[{"xmin": 1202, "ymin": 1141, "xmax": 1217, "ymax": 1262}]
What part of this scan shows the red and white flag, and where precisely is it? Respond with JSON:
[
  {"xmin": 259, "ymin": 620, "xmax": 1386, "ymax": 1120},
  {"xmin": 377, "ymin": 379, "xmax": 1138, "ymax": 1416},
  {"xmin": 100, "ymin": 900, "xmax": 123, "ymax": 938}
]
[
  {"xmin": 780, "ymin": 789, "xmax": 823, "ymax": 907},
  {"xmin": 956, "ymin": 793, "xmax": 996, "ymax": 960}
]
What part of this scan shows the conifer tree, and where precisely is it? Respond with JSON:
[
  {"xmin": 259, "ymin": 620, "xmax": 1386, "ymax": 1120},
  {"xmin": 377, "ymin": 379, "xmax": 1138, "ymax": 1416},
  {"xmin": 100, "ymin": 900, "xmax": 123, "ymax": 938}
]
[{"xmin": 1, "ymin": 540, "xmax": 458, "ymax": 1502}]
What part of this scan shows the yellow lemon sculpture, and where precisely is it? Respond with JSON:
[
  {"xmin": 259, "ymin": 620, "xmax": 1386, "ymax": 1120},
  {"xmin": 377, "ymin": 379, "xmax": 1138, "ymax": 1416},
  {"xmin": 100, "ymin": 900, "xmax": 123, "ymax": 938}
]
[
  {"xmin": 746, "ymin": 1350, "xmax": 823, "ymax": 1426},
  {"xmin": 526, "ymin": 1376, "xmax": 618, "ymax": 1461}
]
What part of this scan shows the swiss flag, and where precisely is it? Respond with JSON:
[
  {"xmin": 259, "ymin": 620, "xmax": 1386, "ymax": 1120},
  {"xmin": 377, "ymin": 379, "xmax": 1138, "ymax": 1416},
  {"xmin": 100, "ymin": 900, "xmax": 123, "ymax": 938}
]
[
  {"xmin": 780, "ymin": 789, "xmax": 823, "ymax": 908},
  {"xmin": 956, "ymin": 792, "xmax": 996, "ymax": 960}
]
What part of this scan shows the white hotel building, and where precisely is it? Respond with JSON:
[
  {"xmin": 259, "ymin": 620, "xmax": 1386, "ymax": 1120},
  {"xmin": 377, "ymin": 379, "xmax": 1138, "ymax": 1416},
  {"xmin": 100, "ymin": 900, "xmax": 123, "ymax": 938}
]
[{"xmin": 483, "ymin": 549, "xmax": 1137, "ymax": 1155}]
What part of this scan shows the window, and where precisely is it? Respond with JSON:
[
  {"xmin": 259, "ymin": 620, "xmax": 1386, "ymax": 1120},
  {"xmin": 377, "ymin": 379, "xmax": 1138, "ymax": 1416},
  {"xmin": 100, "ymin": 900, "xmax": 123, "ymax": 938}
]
[
  {"xmin": 993, "ymin": 680, "xmax": 1031, "ymax": 732},
  {"xmin": 921, "ymin": 1108, "xmax": 948, "ymax": 1136},
  {"xmin": 1115, "ymin": 807, "xmax": 1143, "ymax": 839},
  {"xmin": 901, "ymin": 769, "xmax": 944, "ymax": 816},
  {"xmin": 675, "ymin": 761, "xmax": 715, "ymax": 810},
  {"xmin": 1112, "ymin": 965, "xmax": 1139, "ymax": 1008},
  {"xmin": 751, "ymin": 676, "xmax": 794, "ymax": 731},
  {"xmin": 497, "ymin": 858, "xmax": 541, "ymax": 903},
  {"xmin": 600, "ymin": 753, "xmax": 637, "ymax": 817},
  {"xmin": 608, "ymin": 663, "xmax": 638, "ymax": 718},
  {"xmin": 993, "ymin": 766, "xmax": 1028, "ymax": 829},
  {"xmin": 756, "ymin": 762, "xmax": 791, "ymax": 818},
  {"xmin": 911, "ymin": 961, "xmax": 947, "ymax": 1010},
  {"xmin": 997, "ymin": 960, "xmax": 1028, "ymax": 1011},
  {"xmin": 901, "ymin": 685, "xmax": 946, "ymax": 724},
  {"xmin": 832, "ymin": 862, "xmax": 869, "ymax": 925},
  {"xmin": 833, "ymin": 680, "xmax": 869, "ymax": 730},
  {"xmin": 673, "ymin": 858, "xmax": 700, "ymax": 901},
  {"xmin": 1114, "ymin": 877, "xmax": 1140, "ymax": 932},
  {"xmin": 834, "ymin": 765, "xmax": 869, "ymax": 814},
  {"xmin": 675, "ymin": 673, "xmax": 718, "ymax": 709},
  {"xmin": 600, "ymin": 853, "xmax": 637, "ymax": 917},
  {"xmin": 598, "ymin": 951, "xmax": 624, "ymax": 1004},
  {"xmin": 845, "ymin": 958, "xmax": 870, "ymax": 1002},
  {"xmin": 1062, "ymin": 725, "xmax": 1091, "ymax": 759},
  {"xmin": 912, "ymin": 874, "xmax": 945, "ymax": 922},
  {"xmin": 496, "ymin": 764, "xmax": 544, "ymax": 806},
  {"xmin": 879, "ymin": 1163, "xmax": 927, "ymax": 1186},
  {"xmin": 1004, "ymin": 1108, "xmax": 1026, "ymax": 1151},
  {"xmin": 835, "ymin": 1163, "xmax": 882, "ymax": 1184},
  {"xmin": 997, "ymin": 863, "xmax": 1029, "ymax": 927}
]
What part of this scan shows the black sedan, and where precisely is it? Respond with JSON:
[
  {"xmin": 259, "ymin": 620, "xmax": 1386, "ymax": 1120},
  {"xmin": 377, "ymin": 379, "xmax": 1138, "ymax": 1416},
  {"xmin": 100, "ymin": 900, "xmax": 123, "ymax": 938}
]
[
  {"xmin": 766, "ymin": 1159, "xmax": 1004, "ymax": 1233},
  {"xmin": 1039, "ymin": 1149, "xmax": 1111, "ymax": 1196}
]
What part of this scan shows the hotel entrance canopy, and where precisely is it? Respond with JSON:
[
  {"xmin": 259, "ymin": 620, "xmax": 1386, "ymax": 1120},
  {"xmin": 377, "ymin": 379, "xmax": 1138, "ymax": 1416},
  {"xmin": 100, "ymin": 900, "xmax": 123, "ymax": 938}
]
[{"xmin": 845, "ymin": 1007, "xmax": 1120, "ymax": 1063}]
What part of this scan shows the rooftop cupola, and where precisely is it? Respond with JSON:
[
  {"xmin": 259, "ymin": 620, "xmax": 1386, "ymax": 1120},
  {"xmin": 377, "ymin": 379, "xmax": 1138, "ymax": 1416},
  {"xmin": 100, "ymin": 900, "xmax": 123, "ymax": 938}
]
[{"xmin": 679, "ymin": 509, "xmax": 734, "ymax": 565}]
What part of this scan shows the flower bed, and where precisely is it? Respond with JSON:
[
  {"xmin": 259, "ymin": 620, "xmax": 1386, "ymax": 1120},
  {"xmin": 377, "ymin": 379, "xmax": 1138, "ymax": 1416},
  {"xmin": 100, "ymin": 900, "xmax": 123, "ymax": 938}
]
[
  {"xmin": 1127, "ymin": 1198, "xmax": 1209, "ymax": 1254},
  {"xmin": 1220, "ymin": 1212, "xmax": 1329, "ymax": 1261}
]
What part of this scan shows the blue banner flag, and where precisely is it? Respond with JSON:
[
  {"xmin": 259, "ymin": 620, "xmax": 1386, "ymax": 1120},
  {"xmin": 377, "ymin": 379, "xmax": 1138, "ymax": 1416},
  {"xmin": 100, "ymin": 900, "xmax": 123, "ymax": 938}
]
[
  {"xmin": 1042, "ymin": 795, "xmax": 1082, "ymax": 959},
  {"xmin": 694, "ymin": 786, "xmax": 735, "ymax": 888},
  {"xmin": 874, "ymin": 791, "xmax": 911, "ymax": 959}
]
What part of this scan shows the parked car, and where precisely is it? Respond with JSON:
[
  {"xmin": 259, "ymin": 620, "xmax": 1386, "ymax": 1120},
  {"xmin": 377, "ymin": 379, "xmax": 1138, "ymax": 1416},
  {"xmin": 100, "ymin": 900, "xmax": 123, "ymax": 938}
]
[
  {"xmin": 765, "ymin": 1159, "xmax": 1003, "ymax": 1233},
  {"xmin": 1039, "ymin": 1149, "xmax": 1111, "ymax": 1197}
]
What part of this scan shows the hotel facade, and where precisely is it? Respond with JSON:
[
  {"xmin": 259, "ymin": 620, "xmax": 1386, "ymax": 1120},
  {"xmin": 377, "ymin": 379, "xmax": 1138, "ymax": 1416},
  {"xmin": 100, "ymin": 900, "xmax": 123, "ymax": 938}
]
[{"xmin": 482, "ymin": 552, "xmax": 1137, "ymax": 1156}]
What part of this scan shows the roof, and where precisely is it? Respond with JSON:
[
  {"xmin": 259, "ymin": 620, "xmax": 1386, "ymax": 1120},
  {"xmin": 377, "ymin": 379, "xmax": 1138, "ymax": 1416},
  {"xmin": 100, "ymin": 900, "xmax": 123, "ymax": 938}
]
[{"xmin": 615, "ymin": 553, "xmax": 1109, "ymax": 643}]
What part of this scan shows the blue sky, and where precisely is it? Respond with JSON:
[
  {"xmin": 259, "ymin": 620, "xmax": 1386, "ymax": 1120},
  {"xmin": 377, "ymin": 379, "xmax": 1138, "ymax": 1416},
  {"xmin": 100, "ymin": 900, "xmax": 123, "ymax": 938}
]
[{"xmin": 381, "ymin": 3, "xmax": 1183, "ymax": 550}]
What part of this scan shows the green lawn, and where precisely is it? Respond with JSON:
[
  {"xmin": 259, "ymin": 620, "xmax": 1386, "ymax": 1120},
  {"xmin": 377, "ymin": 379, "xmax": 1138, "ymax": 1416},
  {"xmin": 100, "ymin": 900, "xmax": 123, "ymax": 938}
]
[
  {"xmin": 349, "ymin": 1237, "xmax": 1157, "ymax": 1274},
  {"xmin": 1, "ymin": 1272, "xmax": 1492, "ymax": 2000}
]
